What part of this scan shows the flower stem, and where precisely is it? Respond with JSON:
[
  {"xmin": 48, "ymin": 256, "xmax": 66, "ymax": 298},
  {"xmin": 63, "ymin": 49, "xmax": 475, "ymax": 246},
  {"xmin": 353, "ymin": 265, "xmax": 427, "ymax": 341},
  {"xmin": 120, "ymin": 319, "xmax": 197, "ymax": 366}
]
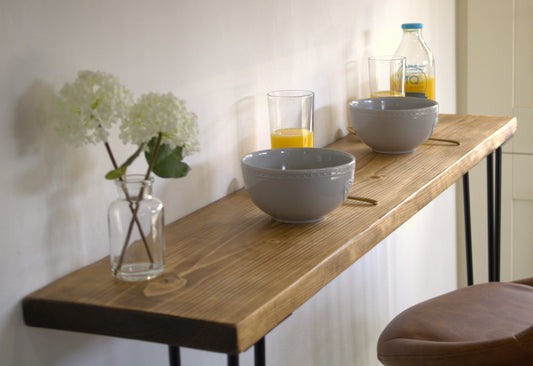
[
  {"xmin": 113, "ymin": 133, "xmax": 163, "ymax": 276},
  {"xmin": 104, "ymin": 140, "xmax": 154, "ymax": 276},
  {"xmin": 104, "ymin": 141, "xmax": 119, "ymax": 169},
  {"xmin": 145, "ymin": 133, "xmax": 163, "ymax": 180}
]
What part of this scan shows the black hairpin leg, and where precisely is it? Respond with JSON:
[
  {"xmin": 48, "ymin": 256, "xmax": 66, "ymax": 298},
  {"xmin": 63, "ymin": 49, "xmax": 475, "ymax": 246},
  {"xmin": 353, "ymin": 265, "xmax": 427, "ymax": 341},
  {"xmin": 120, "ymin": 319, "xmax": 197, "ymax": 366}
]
[
  {"xmin": 228, "ymin": 354, "xmax": 239, "ymax": 366},
  {"xmin": 495, "ymin": 147, "xmax": 502, "ymax": 281},
  {"xmin": 487, "ymin": 152, "xmax": 495, "ymax": 281},
  {"xmin": 169, "ymin": 346, "xmax": 181, "ymax": 366},
  {"xmin": 168, "ymin": 339, "xmax": 265, "ymax": 366},
  {"xmin": 487, "ymin": 148, "xmax": 502, "ymax": 282},
  {"xmin": 463, "ymin": 173, "xmax": 474, "ymax": 286},
  {"xmin": 254, "ymin": 337, "xmax": 266, "ymax": 366},
  {"xmin": 228, "ymin": 338, "xmax": 265, "ymax": 366}
]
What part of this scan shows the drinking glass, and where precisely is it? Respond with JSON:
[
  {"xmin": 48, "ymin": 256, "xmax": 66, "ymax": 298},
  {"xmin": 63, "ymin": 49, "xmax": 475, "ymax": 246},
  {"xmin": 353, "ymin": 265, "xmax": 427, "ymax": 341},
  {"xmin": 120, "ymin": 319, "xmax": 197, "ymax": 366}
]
[
  {"xmin": 267, "ymin": 90, "xmax": 314, "ymax": 148},
  {"xmin": 368, "ymin": 56, "xmax": 406, "ymax": 97}
]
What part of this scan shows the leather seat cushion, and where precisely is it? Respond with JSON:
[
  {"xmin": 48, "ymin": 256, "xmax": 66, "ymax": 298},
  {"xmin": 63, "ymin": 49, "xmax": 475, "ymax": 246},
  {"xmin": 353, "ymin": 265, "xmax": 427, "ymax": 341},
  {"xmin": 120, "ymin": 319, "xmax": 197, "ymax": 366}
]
[{"xmin": 377, "ymin": 280, "xmax": 533, "ymax": 366}]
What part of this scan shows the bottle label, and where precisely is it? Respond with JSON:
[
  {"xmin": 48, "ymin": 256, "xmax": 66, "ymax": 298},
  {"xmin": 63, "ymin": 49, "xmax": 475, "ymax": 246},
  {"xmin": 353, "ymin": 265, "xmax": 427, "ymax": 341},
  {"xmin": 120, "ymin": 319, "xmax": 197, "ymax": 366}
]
[{"xmin": 405, "ymin": 65, "xmax": 428, "ymax": 98}]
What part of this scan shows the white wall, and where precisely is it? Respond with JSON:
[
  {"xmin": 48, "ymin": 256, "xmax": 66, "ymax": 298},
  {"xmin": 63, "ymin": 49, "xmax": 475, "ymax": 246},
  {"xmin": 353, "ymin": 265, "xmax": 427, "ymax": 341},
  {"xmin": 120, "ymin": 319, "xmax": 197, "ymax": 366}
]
[{"xmin": 1, "ymin": 1, "xmax": 456, "ymax": 365}]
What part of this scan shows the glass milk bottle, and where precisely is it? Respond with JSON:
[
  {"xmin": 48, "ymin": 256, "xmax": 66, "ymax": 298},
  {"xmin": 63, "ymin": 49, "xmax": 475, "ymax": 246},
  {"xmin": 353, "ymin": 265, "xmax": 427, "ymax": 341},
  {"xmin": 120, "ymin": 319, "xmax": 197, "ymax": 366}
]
[{"xmin": 394, "ymin": 23, "xmax": 436, "ymax": 100}]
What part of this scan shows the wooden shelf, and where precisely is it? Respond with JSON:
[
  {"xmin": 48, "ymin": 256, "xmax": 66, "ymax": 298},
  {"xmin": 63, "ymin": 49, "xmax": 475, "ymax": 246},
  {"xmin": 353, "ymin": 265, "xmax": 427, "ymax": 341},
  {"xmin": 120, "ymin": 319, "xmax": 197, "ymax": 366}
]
[{"xmin": 22, "ymin": 114, "xmax": 516, "ymax": 354}]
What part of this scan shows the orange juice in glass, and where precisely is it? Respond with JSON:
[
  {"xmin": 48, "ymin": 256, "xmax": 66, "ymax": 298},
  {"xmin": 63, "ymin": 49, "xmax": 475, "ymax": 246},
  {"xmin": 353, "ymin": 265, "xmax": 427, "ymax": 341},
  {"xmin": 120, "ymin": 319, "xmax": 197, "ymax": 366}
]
[
  {"xmin": 370, "ymin": 90, "xmax": 405, "ymax": 98},
  {"xmin": 267, "ymin": 90, "xmax": 314, "ymax": 148},
  {"xmin": 271, "ymin": 128, "xmax": 314, "ymax": 148}
]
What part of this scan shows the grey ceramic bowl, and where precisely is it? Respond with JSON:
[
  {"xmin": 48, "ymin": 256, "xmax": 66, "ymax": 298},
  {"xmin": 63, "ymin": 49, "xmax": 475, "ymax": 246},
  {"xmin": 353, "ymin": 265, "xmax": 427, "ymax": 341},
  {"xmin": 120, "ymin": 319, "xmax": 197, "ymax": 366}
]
[
  {"xmin": 241, "ymin": 148, "xmax": 356, "ymax": 223},
  {"xmin": 349, "ymin": 97, "xmax": 439, "ymax": 154}
]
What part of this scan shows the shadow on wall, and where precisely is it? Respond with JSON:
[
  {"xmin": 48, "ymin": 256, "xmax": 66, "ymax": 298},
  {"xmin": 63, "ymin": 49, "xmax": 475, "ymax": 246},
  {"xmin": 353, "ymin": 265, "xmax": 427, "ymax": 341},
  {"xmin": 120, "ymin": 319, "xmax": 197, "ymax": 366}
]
[
  {"xmin": 12, "ymin": 80, "xmax": 102, "ymax": 277},
  {"xmin": 12, "ymin": 300, "xmax": 110, "ymax": 366},
  {"xmin": 315, "ymin": 105, "xmax": 345, "ymax": 147},
  {"xmin": 12, "ymin": 297, "xmax": 167, "ymax": 365},
  {"xmin": 345, "ymin": 60, "xmax": 369, "ymax": 101},
  {"xmin": 344, "ymin": 29, "xmax": 372, "ymax": 127},
  {"xmin": 13, "ymin": 79, "xmax": 97, "ymax": 193},
  {"xmin": 229, "ymin": 95, "xmax": 259, "ymax": 195},
  {"xmin": 158, "ymin": 94, "xmax": 261, "ymax": 213},
  {"xmin": 8, "ymin": 80, "xmax": 116, "ymax": 365},
  {"xmin": 235, "ymin": 96, "xmax": 258, "ymax": 160}
]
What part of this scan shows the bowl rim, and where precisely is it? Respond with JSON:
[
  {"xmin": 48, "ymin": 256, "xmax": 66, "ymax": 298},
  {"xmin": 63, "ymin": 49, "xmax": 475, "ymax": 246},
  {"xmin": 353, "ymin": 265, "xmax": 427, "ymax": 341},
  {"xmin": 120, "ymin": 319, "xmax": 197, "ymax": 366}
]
[
  {"xmin": 349, "ymin": 96, "xmax": 438, "ymax": 112},
  {"xmin": 241, "ymin": 147, "xmax": 355, "ymax": 175}
]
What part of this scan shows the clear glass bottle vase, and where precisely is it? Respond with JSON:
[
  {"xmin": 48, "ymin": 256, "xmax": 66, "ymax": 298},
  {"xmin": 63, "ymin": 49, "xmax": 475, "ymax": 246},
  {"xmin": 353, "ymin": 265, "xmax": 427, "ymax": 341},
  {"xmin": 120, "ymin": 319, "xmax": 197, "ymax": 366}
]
[{"xmin": 108, "ymin": 174, "xmax": 165, "ymax": 281}]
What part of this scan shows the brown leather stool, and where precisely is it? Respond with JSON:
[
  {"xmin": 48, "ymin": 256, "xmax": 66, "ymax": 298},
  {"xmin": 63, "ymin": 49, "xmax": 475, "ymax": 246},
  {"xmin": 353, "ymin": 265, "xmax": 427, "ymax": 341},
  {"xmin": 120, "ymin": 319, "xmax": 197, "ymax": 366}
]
[{"xmin": 377, "ymin": 277, "xmax": 533, "ymax": 366}]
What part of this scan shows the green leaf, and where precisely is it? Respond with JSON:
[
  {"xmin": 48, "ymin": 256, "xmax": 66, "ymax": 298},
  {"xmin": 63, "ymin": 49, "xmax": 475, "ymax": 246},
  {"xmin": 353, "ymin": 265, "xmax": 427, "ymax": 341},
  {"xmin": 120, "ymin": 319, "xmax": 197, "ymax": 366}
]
[
  {"xmin": 145, "ymin": 138, "xmax": 191, "ymax": 178},
  {"xmin": 104, "ymin": 144, "xmax": 145, "ymax": 180},
  {"xmin": 105, "ymin": 166, "xmax": 127, "ymax": 180},
  {"xmin": 122, "ymin": 144, "xmax": 145, "ymax": 168}
]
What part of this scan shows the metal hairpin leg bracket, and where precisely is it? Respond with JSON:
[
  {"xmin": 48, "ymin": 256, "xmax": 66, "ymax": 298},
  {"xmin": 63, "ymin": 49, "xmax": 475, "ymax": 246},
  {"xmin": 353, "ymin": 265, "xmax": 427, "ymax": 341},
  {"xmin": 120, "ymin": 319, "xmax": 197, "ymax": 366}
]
[
  {"xmin": 168, "ymin": 338, "xmax": 266, "ymax": 366},
  {"xmin": 462, "ymin": 147, "xmax": 503, "ymax": 285},
  {"xmin": 227, "ymin": 338, "xmax": 266, "ymax": 366}
]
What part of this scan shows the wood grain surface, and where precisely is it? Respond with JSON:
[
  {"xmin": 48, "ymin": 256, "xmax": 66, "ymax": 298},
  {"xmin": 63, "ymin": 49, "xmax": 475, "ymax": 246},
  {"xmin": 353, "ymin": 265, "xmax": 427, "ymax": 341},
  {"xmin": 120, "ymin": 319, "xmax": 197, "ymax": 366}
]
[{"xmin": 22, "ymin": 114, "xmax": 517, "ymax": 354}]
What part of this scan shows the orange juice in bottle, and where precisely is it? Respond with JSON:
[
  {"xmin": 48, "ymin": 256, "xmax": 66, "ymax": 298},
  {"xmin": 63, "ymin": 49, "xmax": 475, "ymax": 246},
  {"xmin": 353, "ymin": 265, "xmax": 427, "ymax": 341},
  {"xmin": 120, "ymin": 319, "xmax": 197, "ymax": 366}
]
[{"xmin": 404, "ymin": 74, "xmax": 435, "ymax": 100}]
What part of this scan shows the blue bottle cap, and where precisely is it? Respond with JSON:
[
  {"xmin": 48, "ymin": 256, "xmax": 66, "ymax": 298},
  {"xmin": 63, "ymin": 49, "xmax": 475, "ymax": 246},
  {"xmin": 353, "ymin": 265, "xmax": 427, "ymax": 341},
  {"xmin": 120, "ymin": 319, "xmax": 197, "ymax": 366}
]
[{"xmin": 402, "ymin": 23, "xmax": 423, "ymax": 29}]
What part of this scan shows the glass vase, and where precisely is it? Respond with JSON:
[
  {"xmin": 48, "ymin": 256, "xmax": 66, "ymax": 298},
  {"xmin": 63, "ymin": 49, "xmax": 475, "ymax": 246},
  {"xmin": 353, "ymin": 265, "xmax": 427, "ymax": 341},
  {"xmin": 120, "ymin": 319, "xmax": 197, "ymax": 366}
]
[{"xmin": 108, "ymin": 174, "xmax": 165, "ymax": 281}]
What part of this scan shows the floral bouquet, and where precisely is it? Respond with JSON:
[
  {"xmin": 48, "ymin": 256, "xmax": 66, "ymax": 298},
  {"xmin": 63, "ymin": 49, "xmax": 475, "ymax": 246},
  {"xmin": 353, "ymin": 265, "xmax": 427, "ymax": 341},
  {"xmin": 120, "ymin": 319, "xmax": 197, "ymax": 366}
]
[{"xmin": 56, "ymin": 70, "xmax": 199, "ymax": 280}]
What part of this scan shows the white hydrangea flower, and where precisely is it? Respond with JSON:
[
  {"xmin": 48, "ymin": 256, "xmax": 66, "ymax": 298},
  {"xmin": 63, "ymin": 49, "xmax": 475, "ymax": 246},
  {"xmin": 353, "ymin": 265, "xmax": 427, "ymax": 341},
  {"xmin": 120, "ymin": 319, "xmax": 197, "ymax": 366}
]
[
  {"xmin": 121, "ymin": 92, "xmax": 200, "ymax": 156},
  {"xmin": 56, "ymin": 70, "xmax": 133, "ymax": 146}
]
